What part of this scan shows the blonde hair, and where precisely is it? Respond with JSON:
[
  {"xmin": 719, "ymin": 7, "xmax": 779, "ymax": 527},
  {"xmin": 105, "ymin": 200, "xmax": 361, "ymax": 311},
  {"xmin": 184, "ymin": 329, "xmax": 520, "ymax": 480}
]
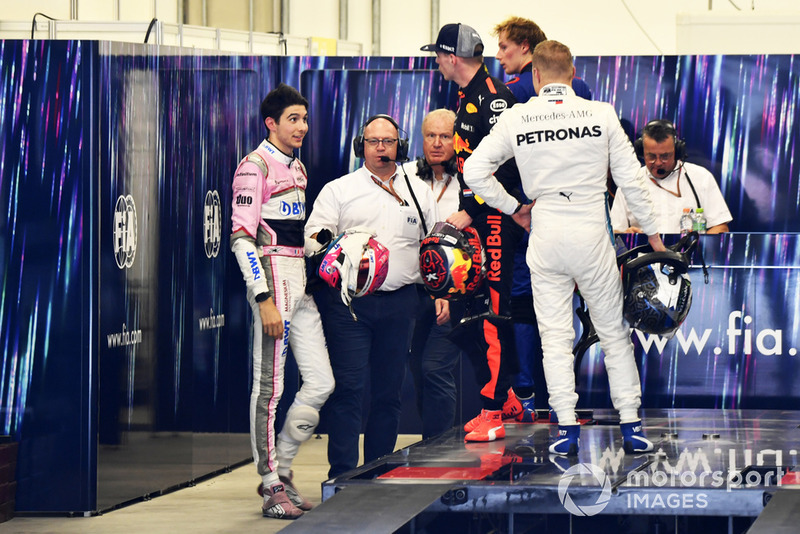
[
  {"xmin": 531, "ymin": 40, "xmax": 574, "ymax": 80},
  {"xmin": 422, "ymin": 109, "xmax": 456, "ymax": 133}
]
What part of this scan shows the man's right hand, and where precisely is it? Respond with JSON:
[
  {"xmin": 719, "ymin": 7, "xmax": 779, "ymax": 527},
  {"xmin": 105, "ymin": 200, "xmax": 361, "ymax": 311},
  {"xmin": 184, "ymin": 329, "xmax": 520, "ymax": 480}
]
[
  {"xmin": 512, "ymin": 202, "xmax": 533, "ymax": 232},
  {"xmin": 446, "ymin": 210, "xmax": 473, "ymax": 230},
  {"xmin": 259, "ymin": 298, "xmax": 283, "ymax": 339}
]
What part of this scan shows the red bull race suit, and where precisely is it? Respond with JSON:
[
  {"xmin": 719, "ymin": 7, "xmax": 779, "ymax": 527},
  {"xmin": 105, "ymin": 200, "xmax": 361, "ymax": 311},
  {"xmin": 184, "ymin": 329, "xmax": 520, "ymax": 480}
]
[{"xmin": 454, "ymin": 65, "xmax": 524, "ymax": 410}]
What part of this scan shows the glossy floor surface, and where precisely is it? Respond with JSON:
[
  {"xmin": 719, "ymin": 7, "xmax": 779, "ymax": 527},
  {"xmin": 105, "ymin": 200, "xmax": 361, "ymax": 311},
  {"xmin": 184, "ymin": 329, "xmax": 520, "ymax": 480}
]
[
  {"xmin": 321, "ymin": 409, "xmax": 799, "ymax": 529},
  {"xmin": 2, "ymin": 434, "xmax": 421, "ymax": 534},
  {"xmin": 5, "ymin": 409, "xmax": 800, "ymax": 533}
]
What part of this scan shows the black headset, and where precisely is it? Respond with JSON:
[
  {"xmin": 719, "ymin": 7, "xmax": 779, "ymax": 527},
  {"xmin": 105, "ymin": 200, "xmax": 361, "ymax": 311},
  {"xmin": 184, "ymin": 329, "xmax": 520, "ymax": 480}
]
[
  {"xmin": 352, "ymin": 114, "xmax": 409, "ymax": 161},
  {"xmin": 634, "ymin": 119, "xmax": 686, "ymax": 161},
  {"xmin": 415, "ymin": 155, "xmax": 458, "ymax": 180}
]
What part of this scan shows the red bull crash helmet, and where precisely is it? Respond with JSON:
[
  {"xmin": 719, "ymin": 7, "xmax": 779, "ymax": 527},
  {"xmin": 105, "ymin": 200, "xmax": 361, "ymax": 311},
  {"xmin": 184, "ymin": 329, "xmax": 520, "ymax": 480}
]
[
  {"xmin": 419, "ymin": 222, "xmax": 484, "ymax": 299},
  {"xmin": 318, "ymin": 232, "xmax": 390, "ymax": 299}
]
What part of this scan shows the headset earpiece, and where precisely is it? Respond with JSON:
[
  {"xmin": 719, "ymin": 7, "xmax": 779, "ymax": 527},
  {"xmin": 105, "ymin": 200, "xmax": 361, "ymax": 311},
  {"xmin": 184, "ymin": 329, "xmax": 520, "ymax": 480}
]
[
  {"xmin": 353, "ymin": 114, "xmax": 409, "ymax": 160},
  {"xmin": 444, "ymin": 156, "xmax": 458, "ymax": 176},
  {"xmin": 415, "ymin": 155, "xmax": 457, "ymax": 179},
  {"xmin": 635, "ymin": 119, "xmax": 686, "ymax": 162},
  {"xmin": 353, "ymin": 132, "xmax": 366, "ymax": 158},
  {"xmin": 416, "ymin": 156, "xmax": 433, "ymax": 180},
  {"xmin": 674, "ymin": 138, "xmax": 686, "ymax": 161},
  {"xmin": 633, "ymin": 137, "xmax": 644, "ymax": 158}
]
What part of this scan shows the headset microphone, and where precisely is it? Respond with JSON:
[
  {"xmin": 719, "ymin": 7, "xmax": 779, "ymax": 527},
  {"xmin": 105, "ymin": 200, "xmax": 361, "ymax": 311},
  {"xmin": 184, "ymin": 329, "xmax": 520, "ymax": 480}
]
[
  {"xmin": 379, "ymin": 156, "xmax": 410, "ymax": 163},
  {"xmin": 656, "ymin": 168, "xmax": 667, "ymax": 176}
]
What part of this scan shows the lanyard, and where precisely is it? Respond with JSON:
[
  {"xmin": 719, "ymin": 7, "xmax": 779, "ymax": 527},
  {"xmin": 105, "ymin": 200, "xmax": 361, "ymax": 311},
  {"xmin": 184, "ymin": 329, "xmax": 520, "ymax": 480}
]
[
  {"xmin": 649, "ymin": 166, "xmax": 683, "ymax": 198},
  {"xmin": 649, "ymin": 165, "xmax": 701, "ymax": 208},
  {"xmin": 432, "ymin": 175, "xmax": 452, "ymax": 203},
  {"xmin": 371, "ymin": 175, "xmax": 407, "ymax": 206}
]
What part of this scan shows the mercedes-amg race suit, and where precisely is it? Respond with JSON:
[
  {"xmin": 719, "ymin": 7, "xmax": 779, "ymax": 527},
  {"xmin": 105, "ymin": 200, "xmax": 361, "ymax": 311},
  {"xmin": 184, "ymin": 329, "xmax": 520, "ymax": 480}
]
[
  {"xmin": 231, "ymin": 139, "xmax": 334, "ymax": 488},
  {"xmin": 463, "ymin": 83, "xmax": 659, "ymax": 426},
  {"xmin": 505, "ymin": 64, "xmax": 594, "ymax": 410},
  {"xmin": 454, "ymin": 65, "xmax": 524, "ymax": 411}
]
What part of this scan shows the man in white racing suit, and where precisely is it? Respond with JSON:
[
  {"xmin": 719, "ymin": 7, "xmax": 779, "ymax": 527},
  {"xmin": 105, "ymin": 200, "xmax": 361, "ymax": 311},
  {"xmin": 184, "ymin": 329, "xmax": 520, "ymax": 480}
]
[
  {"xmin": 463, "ymin": 40, "xmax": 666, "ymax": 456},
  {"xmin": 230, "ymin": 83, "xmax": 334, "ymax": 518}
]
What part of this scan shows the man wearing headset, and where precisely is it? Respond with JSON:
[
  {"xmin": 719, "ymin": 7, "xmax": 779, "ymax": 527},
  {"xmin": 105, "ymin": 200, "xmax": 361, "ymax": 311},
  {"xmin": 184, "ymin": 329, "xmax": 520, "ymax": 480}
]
[
  {"xmin": 610, "ymin": 119, "xmax": 732, "ymax": 234},
  {"xmin": 404, "ymin": 109, "xmax": 463, "ymax": 440},
  {"xmin": 305, "ymin": 114, "xmax": 441, "ymax": 478}
]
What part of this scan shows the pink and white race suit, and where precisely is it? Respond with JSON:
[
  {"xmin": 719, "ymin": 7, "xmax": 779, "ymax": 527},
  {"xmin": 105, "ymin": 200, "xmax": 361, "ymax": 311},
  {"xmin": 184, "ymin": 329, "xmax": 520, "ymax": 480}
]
[{"xmin": 231, "ymin": 139, "xmax": 333, "ymax": 485}]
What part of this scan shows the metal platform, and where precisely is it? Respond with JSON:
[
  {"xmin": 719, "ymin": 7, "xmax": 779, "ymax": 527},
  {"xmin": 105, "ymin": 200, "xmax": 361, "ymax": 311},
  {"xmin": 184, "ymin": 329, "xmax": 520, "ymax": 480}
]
[{"xmin": 320, "ymin": 409, "xmax": 800, "ymax": 532}]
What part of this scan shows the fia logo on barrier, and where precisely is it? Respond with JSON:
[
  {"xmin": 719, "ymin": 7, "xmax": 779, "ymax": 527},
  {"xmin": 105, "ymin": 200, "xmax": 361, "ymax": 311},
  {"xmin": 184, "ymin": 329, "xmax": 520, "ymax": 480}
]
[
  {"xmin": 204, "ymin": 190, "xmax": 222, "ymax": 258},
  {"xmin": 113, "ymin": 194, "xmax": 137, "ymax": 269},
  {"xmin": 558, "ymin": 462, "xmax": 612, "ymax": 516}
]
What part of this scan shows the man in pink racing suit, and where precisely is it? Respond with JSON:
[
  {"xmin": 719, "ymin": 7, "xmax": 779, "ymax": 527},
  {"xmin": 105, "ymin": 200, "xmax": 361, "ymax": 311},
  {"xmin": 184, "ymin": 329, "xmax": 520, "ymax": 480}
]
[{"xmin": 230, "ymin": 83, "xmax": 334, "ymax": 519}]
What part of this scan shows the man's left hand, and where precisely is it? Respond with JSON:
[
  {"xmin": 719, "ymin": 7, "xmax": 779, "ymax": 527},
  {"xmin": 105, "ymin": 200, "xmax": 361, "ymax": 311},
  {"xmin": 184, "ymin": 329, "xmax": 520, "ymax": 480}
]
[{"xmin": 647, "ymin": 233, "xmax": 667, "ymax": 252}]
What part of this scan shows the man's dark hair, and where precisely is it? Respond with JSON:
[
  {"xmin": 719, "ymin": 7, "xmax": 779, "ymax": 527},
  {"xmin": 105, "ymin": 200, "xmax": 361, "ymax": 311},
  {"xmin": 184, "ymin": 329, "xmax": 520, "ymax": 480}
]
[
  {"xmin": 641, "ymin": 119, "xmax": 678, "ymax": 144},
  {"xmin": 260, "ymin": 83, "xmax": 308, "ymax": 125}
]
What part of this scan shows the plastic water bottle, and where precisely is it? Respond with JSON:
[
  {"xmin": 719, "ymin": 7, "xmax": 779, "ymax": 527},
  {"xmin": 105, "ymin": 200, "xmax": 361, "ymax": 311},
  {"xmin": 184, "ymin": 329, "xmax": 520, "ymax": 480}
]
[
  {"xmin": 679, "ymin": 208, "xmax": 693, "ymax": 236},
  {"xmin": 693, "ymin": 208, "xmax": 707, "ymax": 234}
]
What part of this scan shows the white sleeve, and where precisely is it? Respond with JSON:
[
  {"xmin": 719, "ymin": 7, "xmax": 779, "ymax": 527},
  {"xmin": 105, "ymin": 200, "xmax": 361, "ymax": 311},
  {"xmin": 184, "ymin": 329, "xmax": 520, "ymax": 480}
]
[
  {"xmin": 693, "ymin": 164, "xmax": 732, "ymax": 227},
  {"xmin": 606, "ymin": 107, "xmax": 658, "ymax": 236},
  {"xmin": 305, "ymin": 182, "xmax": 341, "ymax": 238},
  {"xmin": 231, "ymin": 237, "xmax": 270, "ymax": 299},
  {"xmin": 462, "ymin": 114, "xmax": 519, "ymax": 215},
  {"xmin": 230, "ymin": 158, "xmax": 269, "ymax": 299}
]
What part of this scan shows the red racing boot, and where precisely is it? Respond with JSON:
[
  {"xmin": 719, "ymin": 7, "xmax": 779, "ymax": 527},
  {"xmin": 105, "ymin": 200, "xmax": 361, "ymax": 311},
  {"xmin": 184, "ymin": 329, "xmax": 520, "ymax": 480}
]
[
  {"xmin": 464, "ymin": 389, "xmax": 522, "ymax": 432},
  {"xmin": 464, "ymin": 409, "xmax": 505, "ymax": 442},
  {"xmin": 501, "ymin": 388, "xmax": 523, "ymax": 421}
]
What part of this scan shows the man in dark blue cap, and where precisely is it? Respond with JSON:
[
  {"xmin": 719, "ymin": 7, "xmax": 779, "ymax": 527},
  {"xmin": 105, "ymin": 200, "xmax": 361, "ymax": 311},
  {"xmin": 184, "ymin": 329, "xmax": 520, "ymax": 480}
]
[{"xmin": 421, "ymin": 24, "xmax": 525, "ymax": 442}]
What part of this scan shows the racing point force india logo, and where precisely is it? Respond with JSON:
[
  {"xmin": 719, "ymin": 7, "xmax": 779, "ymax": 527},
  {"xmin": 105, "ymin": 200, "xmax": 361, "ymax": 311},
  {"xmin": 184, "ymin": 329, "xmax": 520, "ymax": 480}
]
[
  {"xmin": 558, "ymin": 463, "xmax": 612, "ymax": 516},
  {"xmin": 204, "ymin": 190, "xmax": 222, "ymax": 258},
  {"xmin": 113, "ymin": 194, "xmax": 137, "ymax": 269}
]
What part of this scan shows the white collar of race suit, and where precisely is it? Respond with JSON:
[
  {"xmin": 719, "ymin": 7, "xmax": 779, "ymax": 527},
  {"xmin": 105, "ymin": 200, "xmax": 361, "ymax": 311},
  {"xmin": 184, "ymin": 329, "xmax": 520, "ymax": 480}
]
[
  {"xmin": 539, "ymin": 83, "xmax": 575, "ymax": 97},
  {"xmin": 260, "ymin": 139, "xmax": 295, "ymax": 166}
]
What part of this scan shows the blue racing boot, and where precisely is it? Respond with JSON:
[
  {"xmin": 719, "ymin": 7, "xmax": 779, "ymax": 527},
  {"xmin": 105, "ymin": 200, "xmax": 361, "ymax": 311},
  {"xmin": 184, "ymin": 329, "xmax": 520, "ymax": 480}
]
[
  {"xmin": 620, "ymin": 421, "xmax": 654, "ymax": 453},
  {"xmin": 516, "ymin": 395, "xmax": 537, "ymax": 423},
  {"xmin": 548, "ymin": 406, "xmax": 558, "ymax": 424},
  {"xmin": 549, "ymin": 424, "xmax": 580, "ymax": 456}
]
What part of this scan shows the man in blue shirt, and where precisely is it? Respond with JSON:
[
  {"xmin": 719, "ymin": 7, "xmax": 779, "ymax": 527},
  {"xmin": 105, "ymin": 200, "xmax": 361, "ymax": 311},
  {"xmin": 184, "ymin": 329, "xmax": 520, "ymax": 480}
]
[{"xmin": 493, "ymin": 16, "xmax": 592, "ymax": 103}]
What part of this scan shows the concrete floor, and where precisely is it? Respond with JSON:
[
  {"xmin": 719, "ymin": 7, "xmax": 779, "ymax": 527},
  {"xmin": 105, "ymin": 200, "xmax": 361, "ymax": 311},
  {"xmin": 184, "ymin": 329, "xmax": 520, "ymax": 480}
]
[{"xmin": 2, "ymin": 434, "xmax": 421, "ymax": 534}]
